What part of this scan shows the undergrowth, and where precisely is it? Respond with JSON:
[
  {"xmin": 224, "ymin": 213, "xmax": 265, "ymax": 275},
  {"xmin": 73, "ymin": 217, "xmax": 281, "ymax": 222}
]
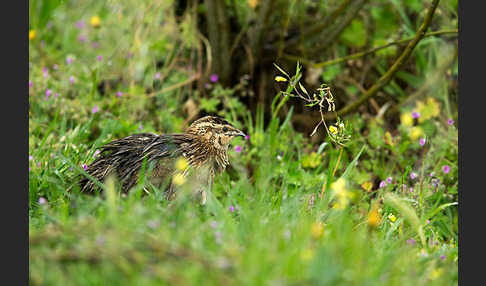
[{"xmin": 29, "ymin": 1, "xmax": 458, "ymax": 285}]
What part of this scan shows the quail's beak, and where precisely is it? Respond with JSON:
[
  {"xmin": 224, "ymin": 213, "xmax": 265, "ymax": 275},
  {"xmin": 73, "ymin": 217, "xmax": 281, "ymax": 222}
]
[{"xmin": 234, "ymin": 130, "xmax": 246, "ymax": 138}]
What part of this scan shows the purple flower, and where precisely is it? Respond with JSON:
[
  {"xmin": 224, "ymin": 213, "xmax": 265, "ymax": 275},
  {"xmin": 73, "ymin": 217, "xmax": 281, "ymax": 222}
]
[
  {"xmin": 66, "ymin": 57, "xmax": 74, "ymax": 65},
  {"xmin": 228, "ymin": 205, "xmax": 235, "ymax": 212},
  {"xmin": 214, "ymin": 231, "xmax": 223, "ymax": 244},
  {"xmin": 379, "ymin": 181, "xmax": 386, "ymax": 188},
  {"xmin": 83, "ymin": 164, "xmax": 88, "ymax": 170},
  {"xmin": 42, "ymin": 67, "xmax": 49, "ymax": 78},
  {"xmin": 92, "ymin": 42, "xmax": 99, "ymax": 49},
  {"xmin": 244, "ymin": 134, "xmax": 250, "ymax": 140},
  {"xmin": 210, "ymin": 221, "xmax": 218, "ymax": 229},
  {"xmin": 147, "ymin": 219, "xmax": 160, "ymax": 229},
  {"xmin": 419, "ymin": 138, "xmax": 426, "ymax": 146},
  {"xmin": 209, "ymin": 74, "xmax": 219, "ymax": 83},
  {"xmin": 53, "ymin": 64, "xmax": 58, "ymax": 70},
  {"xmin": 96, "ymin": 54, "xmax": 103, "ymax": 61},
  {"xmin": 412, "ymin": 111, "xmax": 420, "ymax": 119},
  {"xmin": 426, "ymin": 219, "xmax": 430, "ymax": 224},
  {"xmin": 386, "ymin": 177, "xmax": 392, "ymax": 184},
  {"xmin": 96, "ymin": 235, "xmax": 105, "ymax": 246},
  {"xmin": 431, "ymin": 178, "xmax": 438, "ymax": 187},
  {"xmin": 78, "ymin": 34, "xmax": 86, "ymax": 42},
  {"xmin": 69, "ymin": 76, "xmax": 75, "ymax": 84},
  {"xmin": 409, "ymin": 186, "xmax": 413, "ymax": 192},
  {"xmin": 93, "ymin": 150, "xmax": 101, "ymax": 157},
  {"xmin": 92, "ymin": 105, "xmax": 99, "ymax": 114},
  {"xmin": 406, "ymin": 238, "xmax": 415, "ymax": 245},
  {"xmin": 29, "ymin": 81, "xmax": 33, "ymax": 88},
  {"xmin": 75, "ymin": 20, "xmax": 84, "ymax": 29},
  {"xmin": 234, "ymin": 145, "xmax": 242, "ymax": 153},
  {"xmin": 54, "ymin": 93, "xmax": 59, "ymax": 99},
  {"xmin": 38, "ymin": 197, "xmax": 46, "ymax": 205},
  {"xmin": 138, "ymin": 124, "xmax": 143, "ymax": 131},
  {"xmin": 410, "ymin": 172, "xmax": 417, "ymax": 179},
  {"xmin": 154, "ymin": 72, "xmax": 161, "ymax": 80},
  {"xmin": 443, "ymin": 165, "xmax": 450, "ymax": 174},
  {"xmin": 45, "ymin": 89, "xmax": 51, "ymax": 100},
  {"xmin": 117, "ymin": 92, "xmax": 123, "ymax": 97},
  {"xmin": 29, "ymin": 155, "xmax": 33, "ymax": 160},
  {"xmin": 440, "ymin": 254, "xmax": 446, "ymax": 261},
  {"xmin": 447, "ymin": 119, "xmax": 454, "ymax": 125},
  {"xmin": 126, "ymin": 51, "xmax": 133, "ymax": 58}
]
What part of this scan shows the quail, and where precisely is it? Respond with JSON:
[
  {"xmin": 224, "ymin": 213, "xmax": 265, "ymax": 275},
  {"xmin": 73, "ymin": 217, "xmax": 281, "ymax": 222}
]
[{"xmin": 77, "ymin": 116, "xmax": 245, "ymax": 202}]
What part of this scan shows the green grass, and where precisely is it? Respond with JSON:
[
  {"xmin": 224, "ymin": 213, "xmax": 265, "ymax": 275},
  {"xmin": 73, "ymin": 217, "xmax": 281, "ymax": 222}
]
[{"xmin": 29, "ymin": 1, "xmax": 458, "ymax": 285}]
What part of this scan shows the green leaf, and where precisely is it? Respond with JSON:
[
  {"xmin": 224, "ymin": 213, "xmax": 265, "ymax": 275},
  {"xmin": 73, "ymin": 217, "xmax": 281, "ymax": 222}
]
[
  {"xmin": 424, "ymin": 202, "xmax": 458, "ymax": 222},
  {"xmin": 316, "ymin": 142, "xmax": 329, "ymax": 155},
  {"xmin": 341, "ymin": 144, "xmax": 365, "ymax": 179},
  {"xmin": 339, "ymin": 19, "xmax": 366, "ymax": 47},
  {"xmin": 200, "ymin": 98, "xmax": 220, "ymax": 113},
  {"xmin": 273, "ymin": 63, "xmax": 290, "ymax": 78},
  {"xmin": 299, "ymin": 82, "xmax": 309, "ymax": 96},
  {"xmin": 384, "ymin": 193, "xmax": 426, "ymax": 246}
]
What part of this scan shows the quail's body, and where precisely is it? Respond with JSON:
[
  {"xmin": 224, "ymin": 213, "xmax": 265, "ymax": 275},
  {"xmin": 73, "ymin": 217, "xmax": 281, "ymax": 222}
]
[{"xmin": 78, "ymin": 116, "xmax": 245, "ymax": 201}]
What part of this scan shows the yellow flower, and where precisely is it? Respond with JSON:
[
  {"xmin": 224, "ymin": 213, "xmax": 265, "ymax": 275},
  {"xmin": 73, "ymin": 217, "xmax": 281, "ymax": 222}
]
[
  {"xmin": 90, "ymin": 15, "xmax": 101, "ymax": 27},
  {"xmin": 331, "ymin": 178, "xmax": 346, "ymax": 193},
  {"xmin": 415, "ymin": 97, "xmax": 440, "ymax": 123},
  {"xmin": 366, "ymin": 203, "xmax": 381, "ymax": 229},
  {"xmin": 409, "ymin": 126, "xmax": 423, "ymax": 141},
  {"xmin": 329, "ymin": 125, "xmax": 338, "ymax": 135},
  {"xmin": 29, "ymin": 30, "xmax": 36, "ymax": 41},
  {"xmin": 248, "ymin": 0, "xmax": 258, "ymax": 9},
  {"xmin": 385, "ymin": 131, "xmax": 394, "ymax": 146},
  {"xmin": 388, "ymin": 213, "xmax": 396, "ymax": 222},
  {"xmin": 361, "ymin": 181, "xmax": 373, "ymax": 192},
  {"xmin": 400, "ymin": 112, "xmax": 413, "ymax": 127},
  {"xmin": 172, "ymin": 172, "xmax": 186, "ymax": 186},
  {"xmin": 429, "ymin": 268, "xmax": 443, "ymax": 280},
  {"xmin": 331, "ymin": 178, "xmax": 351, "ymax": 209},
  {"xmin": 301, "ymin": 248, "xmax": 314, "ymax": 261},
  {"xmin": 175, "ymin": 157, "xmax": 189, "ymax": 171},
  {"xmin": 275, "ymin": 76, "xmax": 287, "ymax": 82},
  {"xmin": 310, "ymin": 222, "xmax": 324, "ymax": 239}
]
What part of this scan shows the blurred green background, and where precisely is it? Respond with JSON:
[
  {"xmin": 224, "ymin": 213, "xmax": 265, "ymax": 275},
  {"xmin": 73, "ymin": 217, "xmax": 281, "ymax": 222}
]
[{"xmin": 29, "ymin": 0, "xmax": 458, "ymax": 285}]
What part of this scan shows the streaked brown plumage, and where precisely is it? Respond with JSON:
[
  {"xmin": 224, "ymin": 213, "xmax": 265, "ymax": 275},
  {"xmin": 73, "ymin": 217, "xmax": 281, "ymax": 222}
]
[{"xmin": 77, "ymin": 116, "xmax": 245, "ymax": 202}]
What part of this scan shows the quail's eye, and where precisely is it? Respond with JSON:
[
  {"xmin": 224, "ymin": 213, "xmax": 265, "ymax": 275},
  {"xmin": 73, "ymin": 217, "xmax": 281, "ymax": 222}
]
[{"xmin": 222, "ymin": 127, "xmax": 228, "ymax": 132}]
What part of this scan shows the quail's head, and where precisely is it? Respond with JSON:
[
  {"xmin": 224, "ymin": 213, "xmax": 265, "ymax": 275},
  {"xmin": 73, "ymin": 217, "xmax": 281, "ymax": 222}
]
[{"xmin": 186, "ymin": 116, "xmax": 245, "ymax": 150}]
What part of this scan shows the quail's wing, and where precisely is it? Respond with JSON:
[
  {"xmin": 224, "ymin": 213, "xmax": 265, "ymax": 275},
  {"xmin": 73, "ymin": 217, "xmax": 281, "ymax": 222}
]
[
  {"xmin": 137, "ymin": 133, "xmax": 195, "ymax": 163},
  {"xmin": 100, "ymin": 133, "xmax": 159, "ymax": 156}
]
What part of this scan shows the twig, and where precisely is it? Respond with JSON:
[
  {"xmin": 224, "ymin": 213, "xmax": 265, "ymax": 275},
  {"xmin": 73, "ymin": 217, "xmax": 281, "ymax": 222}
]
[
  {"xmin": 143, "ymin": 74, "xmax": 201, "ymax": 99},
  {"xmin": 311, "ymin": 30, "xmax": 457, "ymax": 69},
  {"xmin": 327, "ymin": 0, "xmax": 441, "ymax": 120},
  {"xmin": 284, "ymin": 0, "xmax": 353, "ymax": 48}
]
